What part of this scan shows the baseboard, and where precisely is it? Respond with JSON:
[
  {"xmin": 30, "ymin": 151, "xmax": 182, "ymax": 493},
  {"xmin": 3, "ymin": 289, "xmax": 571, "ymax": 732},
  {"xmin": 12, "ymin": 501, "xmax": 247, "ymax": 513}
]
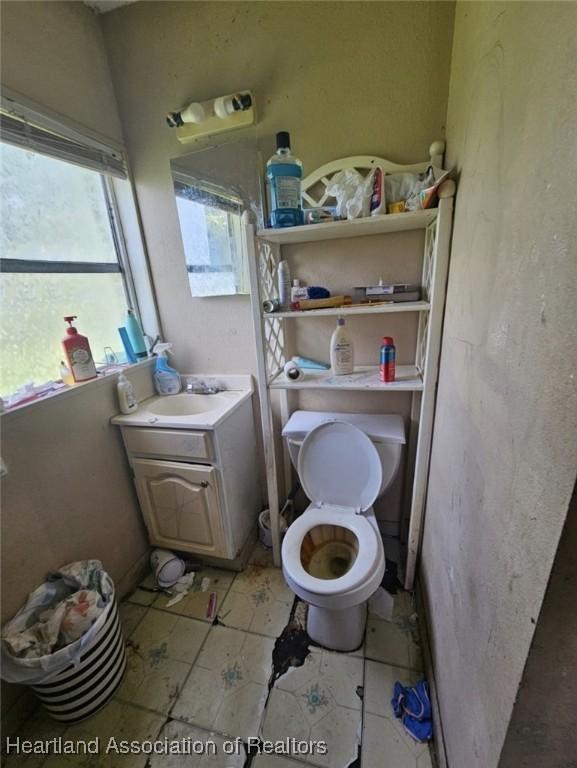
[{"xmin": 416, "ymin": 578, "xmax": 449, "ymax": 768}]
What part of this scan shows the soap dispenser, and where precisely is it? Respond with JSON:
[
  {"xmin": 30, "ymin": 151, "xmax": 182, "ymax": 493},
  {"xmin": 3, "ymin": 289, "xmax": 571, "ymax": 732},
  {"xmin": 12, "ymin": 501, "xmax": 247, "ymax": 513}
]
[
  {"xmin": 61, "ymin": 316, "xmax": 97, "ymax": 383},
  {"xmin": 117, "ymin": 372, "xmax": 138, "ymax": 414}
]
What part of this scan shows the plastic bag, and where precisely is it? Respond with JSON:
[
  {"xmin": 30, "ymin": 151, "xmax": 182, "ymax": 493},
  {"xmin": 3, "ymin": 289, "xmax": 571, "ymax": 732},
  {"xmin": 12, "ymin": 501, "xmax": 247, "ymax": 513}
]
[
  {"xmin": 1, "ymin": 561, "xmax": 114, "ymax": 684},
  {"xmin": 386, "ymin": 168, "xmax": 436, "ymax": 212},
  {"xmin": 326, "ymin": 169, "xmax": 376, "ymax": 220}
]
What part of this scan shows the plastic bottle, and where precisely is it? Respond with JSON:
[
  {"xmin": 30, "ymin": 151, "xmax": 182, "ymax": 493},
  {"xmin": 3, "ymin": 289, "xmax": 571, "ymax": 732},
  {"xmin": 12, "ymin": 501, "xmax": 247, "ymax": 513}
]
[
  {"xmin": 291, "ymin": 279, "xmax": 308, "ymax": 304},
  {"xmin": 61, "ymin": 316, "xmax": 97, "ymax": 383},
  {"xmin": 277, "ymin": 260, "xmax": 291, "ymax": 309},
  {"xmin": 330, "ymin": 317, "xmax": 354, "ymax": 375},
  {"xmin": 125, "ymin": 309, "xmax": 147, "ymax": 359},
  {"xmin": 380, "ymin": 336, "xmax": 396, "ymax": 382},
  {"xmin": 117, "ymin": 372, "xmax": 138, "ymax": 414},
  {"xmin": 154, "ymin": 344, "xmax": 181, "ymax": 395},
  {"xmin": 266, "ymin": 131, "xmax": 303, "ymax": 228},
  {"xmin": 59, "ymin": 361, "xmax": 75, "ymax": 387}
]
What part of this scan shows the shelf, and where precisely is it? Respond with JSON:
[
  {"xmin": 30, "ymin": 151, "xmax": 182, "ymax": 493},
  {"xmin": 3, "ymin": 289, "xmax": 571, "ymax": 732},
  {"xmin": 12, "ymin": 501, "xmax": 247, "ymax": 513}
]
[
  {"xmin": 268, "ymin": 365, "xmax": 423, "ymax": 392},
  {"xmin": 257, "ymin": 210, "xmax": 438, "ymax": 245},
  {"xmin": 263, "ymin": 300, "xmax": 430, "ymax": 320}
]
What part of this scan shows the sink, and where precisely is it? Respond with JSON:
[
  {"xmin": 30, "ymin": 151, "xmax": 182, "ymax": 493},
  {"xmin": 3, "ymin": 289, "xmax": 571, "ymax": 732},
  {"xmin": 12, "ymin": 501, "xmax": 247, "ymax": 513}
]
[
  {"xmin": 110, "ymin": 376, "xmax": 253, "ymax": 430},
  {"xmin": 146, "ymin": 393, "xmax": 230, "ymax": 417}
]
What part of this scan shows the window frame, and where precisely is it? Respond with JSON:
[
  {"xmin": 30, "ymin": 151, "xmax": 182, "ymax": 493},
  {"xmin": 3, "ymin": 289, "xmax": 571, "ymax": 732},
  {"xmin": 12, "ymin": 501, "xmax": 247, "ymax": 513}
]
[
  {"xmin": 0, "ymin": 169, "xmax": 138, "ymax": 313},
  {"xmin": 172, "ymin": 170, "xmax": 250, "ymax": 296}
]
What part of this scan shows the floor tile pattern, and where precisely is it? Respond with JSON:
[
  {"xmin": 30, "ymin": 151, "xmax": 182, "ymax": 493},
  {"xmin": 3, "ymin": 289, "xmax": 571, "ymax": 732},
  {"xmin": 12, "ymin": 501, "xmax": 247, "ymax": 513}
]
[{"xmin": 4, "ymin": 546, "xmax": 434, "ymax": 768}]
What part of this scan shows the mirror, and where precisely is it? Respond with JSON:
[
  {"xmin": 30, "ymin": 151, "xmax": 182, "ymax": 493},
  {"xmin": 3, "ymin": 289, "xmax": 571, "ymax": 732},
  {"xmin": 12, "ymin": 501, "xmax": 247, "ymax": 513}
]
[{"xmin": 170, "ymin": 138, "xmax": 264, "ymax": 298}]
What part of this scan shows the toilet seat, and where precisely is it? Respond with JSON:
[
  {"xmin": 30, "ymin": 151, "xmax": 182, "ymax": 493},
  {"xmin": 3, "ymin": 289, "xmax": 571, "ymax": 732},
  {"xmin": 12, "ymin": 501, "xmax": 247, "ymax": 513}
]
[
  {"xmin": 297, "ymin": 420, "xmax": 383, "ymax": 512},
  {"xmin": 282, "ymin": 505, "xmax": 382, "ymax": 596},
  {"xmin": 283, "ymin": 421, "xmax": 385, "ymax": 599}
]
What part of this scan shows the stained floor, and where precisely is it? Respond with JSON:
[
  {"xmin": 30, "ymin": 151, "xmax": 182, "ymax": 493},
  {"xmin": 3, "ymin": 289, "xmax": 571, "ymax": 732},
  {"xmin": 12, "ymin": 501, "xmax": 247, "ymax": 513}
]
[{"xmin": 3, "ymin": 544, "xmax": 434, "ymax": 768}]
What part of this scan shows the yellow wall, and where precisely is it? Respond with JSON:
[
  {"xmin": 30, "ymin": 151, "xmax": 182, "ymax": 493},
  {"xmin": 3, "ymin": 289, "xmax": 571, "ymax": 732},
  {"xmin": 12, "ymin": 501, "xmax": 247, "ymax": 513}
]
[
  {"xmin": 0, "ymin": 0, "xmax": 149, "ymax": 734},
  {"xmin": 1, "ymin": 0, "xmax": 123, "ymax": 143},
  {"xmin": 101, "ymin": 0, "xmax": 455, "ymax": 374}
]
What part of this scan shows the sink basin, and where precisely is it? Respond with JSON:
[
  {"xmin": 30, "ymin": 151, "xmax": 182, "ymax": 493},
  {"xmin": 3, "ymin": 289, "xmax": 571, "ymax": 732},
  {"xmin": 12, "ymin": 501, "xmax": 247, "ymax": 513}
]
[{"xmin": 146, "ymin": 393, "xmax": 230, "ymax": 417}]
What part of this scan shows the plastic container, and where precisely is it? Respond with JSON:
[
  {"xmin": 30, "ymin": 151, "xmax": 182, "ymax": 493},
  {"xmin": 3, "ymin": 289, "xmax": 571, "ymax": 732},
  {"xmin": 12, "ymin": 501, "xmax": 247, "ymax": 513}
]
[
  {"xmin": 117, "ymin": 372, "xmax": 138, "ymax": 414},
  {"xmin": 150, "ymin": 549, "xmax": 185, "ymax": 588},
  {"xmin": 61, "ymin": 316, "xmax": 97, "ymax": 383},
  {"xmin": 330, "ymin": 317, "xmax": 354, "ymax": 375},
  {"xmin": 379, "ymin": 336, "xmax": 396, "ymax": 382},
  {"xmin": 124, "ymin": 310, "xmax": 147, "ymax": 359},
  {"xmin": 153, "ymin": 343, "xmax": 181, "ymax": 395},
  {"xmin": 258, "ymin": 509, "xmax": 287, "ymax": 548},
  {"xmin": 267, "ymin": 131, "xmax": 303, "ymax": 228}
]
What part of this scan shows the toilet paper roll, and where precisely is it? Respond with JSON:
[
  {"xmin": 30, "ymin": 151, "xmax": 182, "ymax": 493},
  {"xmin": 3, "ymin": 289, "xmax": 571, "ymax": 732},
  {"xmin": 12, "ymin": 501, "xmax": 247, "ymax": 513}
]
[{"xmin": 284, "ymin": 360, "xmax": 304, "ymax": 382}]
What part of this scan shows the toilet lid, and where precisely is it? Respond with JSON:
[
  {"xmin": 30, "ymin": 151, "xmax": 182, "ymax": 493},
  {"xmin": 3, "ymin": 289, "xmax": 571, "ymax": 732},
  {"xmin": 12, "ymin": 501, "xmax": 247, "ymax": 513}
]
[{"xmin": 298, "ymin": 420, "xmax": 382, "ymax": 512}]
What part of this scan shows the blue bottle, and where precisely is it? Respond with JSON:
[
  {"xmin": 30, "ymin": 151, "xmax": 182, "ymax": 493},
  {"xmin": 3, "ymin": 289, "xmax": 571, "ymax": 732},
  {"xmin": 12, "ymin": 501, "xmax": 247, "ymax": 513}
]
[
  {"xmin": 124, "ymin": 309, "xmax": 147, "ymax": 359},
  {"xmin": 267, "ymin": 131, "xmax": 303, "ymax": 228}
]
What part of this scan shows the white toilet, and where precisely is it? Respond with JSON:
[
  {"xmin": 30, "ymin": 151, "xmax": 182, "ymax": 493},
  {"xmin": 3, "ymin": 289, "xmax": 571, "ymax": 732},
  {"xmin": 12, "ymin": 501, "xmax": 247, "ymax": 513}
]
[{"xmin": 281, "ymin": 411, "xmax": 405, "ymax": 651}]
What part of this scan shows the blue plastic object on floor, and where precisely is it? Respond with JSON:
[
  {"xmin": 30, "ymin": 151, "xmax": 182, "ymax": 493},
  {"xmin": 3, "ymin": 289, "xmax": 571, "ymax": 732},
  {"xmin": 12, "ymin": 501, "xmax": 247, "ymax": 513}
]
[
  {"xmin": 404, "ymin": 680, "xmax": 432, "ymax": 720},
  {"xmin": 391, "ymin": 679, "xmax": 433, "ymax": 743},
  {"xmin": 402, "ymin": 713, "xmax": 433, "ymax": 743},
  {"xmin": 391, "ymin": 681, "xmax": 406, "ymax": 718}
]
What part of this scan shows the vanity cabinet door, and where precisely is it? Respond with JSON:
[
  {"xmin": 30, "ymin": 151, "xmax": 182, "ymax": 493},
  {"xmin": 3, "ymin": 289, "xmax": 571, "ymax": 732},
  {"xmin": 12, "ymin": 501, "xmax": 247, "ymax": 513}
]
[{"xmin": 132, "ymin": 459, "xmax": 226, "ymax": 557}]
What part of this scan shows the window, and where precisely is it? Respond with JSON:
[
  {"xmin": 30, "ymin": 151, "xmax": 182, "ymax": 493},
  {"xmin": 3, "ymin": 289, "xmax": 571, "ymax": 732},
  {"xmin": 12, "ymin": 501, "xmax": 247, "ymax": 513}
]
[
  {"xmin": 0, "ymin": 142, "xmax": 133, "ymax": 396},
  {"xmin": 173, "ymin": 175, "xmax": 249, "ymax": 298}
]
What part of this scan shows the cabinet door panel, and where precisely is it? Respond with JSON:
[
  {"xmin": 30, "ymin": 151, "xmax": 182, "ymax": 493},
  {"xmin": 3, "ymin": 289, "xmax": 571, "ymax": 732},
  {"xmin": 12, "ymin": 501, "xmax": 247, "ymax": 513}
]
[{"xmin": 133, "ymin": 459, "xmax": 225, "ymax": 556}]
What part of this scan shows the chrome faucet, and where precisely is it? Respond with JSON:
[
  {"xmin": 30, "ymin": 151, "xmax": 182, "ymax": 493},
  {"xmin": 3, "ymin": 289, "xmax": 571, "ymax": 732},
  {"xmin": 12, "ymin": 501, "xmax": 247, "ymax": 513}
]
[{"xmin": 185, "ymin": 378, "xmax": 221, "ymax": 395}]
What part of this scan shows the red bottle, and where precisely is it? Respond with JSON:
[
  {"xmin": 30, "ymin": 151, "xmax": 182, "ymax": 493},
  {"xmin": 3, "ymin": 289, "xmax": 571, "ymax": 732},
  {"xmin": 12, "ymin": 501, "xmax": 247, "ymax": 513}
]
[
  {"xmin": 62, "ymin": 316, "xmax": 97, "ymax": 383},
  {"xmin": 379, "ymin": 336, "xmax": 396, "ymax": 383}
]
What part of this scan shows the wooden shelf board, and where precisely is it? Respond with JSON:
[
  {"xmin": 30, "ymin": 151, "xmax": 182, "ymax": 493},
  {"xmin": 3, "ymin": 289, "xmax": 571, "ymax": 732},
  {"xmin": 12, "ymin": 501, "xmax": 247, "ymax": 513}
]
[
  {"xmin": 263, "ymin": 300, "xmax": 430, "ymax": 320},
  {"xmin": 268, "ymin": 365, "xmax": 423, "ymax": 392},
  {"xmin": 257, "ymin": 210, "xmax": 437, "ymax": 244}
]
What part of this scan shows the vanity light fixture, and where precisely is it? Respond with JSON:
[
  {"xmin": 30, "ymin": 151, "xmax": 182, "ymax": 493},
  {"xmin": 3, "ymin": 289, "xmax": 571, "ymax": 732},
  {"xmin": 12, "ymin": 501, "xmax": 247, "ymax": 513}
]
[{"xmin": 166, "ymin": 90, "xmax": 255, "ymax": 143}]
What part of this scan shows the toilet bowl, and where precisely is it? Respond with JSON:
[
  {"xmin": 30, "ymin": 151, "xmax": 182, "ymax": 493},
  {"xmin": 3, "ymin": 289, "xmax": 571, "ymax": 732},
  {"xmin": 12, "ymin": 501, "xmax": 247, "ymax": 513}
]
[{"xmin": 282, "ymin": 420, "xmax": 390, "ymax": 651}]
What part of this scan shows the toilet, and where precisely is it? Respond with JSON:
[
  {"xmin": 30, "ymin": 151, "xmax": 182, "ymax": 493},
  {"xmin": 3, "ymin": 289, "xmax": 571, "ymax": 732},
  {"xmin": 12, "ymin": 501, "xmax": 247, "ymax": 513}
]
[{"xmin": 281, "ymin": 411, "xmax": 405, "ymax": 651}]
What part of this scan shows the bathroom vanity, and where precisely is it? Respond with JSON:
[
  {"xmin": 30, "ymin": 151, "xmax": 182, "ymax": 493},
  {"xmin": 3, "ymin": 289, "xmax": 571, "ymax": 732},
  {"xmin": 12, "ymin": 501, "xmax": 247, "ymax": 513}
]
[{"xmin": 111, "ymin": 376, "xmax": 260, "ymax": 562}]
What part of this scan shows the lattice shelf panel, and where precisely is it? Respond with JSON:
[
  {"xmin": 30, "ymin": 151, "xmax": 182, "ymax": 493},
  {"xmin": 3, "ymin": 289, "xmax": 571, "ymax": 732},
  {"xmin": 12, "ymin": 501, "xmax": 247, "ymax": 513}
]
[{"xmin": 257, "ymin": 239, "xmax": 286, "ymax": 381}]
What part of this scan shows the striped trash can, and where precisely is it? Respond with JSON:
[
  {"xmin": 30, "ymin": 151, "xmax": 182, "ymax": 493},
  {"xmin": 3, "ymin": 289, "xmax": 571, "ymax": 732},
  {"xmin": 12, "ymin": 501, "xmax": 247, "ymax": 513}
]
[{"xmin": 31, "ymin": 595, "xmax": 126, "ymax": 723}]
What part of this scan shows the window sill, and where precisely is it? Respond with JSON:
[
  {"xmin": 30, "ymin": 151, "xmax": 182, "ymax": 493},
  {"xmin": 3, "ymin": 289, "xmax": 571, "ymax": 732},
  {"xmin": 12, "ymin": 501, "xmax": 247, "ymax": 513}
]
[{"xmin": 0, "ymin": 358, "xmax": 155, "ymax": 422}]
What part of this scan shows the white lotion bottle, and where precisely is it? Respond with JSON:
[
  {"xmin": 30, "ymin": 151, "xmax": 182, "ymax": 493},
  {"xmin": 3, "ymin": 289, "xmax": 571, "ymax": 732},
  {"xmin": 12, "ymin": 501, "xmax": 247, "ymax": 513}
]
[
  {"xmin": 117, "ymin": 372, "xmax": 138, "ymax": 414},
  {"xmin": 330, "ymin": 317, "xmax": 354, "ymax": 375}
]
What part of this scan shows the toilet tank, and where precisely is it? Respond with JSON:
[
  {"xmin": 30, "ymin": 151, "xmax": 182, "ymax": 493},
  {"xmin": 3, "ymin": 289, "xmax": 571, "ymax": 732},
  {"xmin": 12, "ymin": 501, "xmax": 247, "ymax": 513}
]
[{"xmin": 282, "ymin": 410, "xmax": 406, "ymax": 496}]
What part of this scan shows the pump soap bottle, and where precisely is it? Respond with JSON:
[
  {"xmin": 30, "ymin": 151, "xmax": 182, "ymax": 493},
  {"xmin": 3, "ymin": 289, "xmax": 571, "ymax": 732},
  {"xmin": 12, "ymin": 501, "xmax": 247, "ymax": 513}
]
[
  {"xmin": 117, "ymin": 372, "xmax": 138, "ymax": 414},
  {"xmin": 61, "ymin": 316, "xmax": 97, "ymax": 383}
]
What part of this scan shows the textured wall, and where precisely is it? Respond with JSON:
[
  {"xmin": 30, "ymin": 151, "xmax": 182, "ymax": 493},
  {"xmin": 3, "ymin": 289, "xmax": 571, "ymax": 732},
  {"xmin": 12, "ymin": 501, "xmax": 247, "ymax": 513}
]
[
  {"xmin": 0, "ymin": 0, "xmax": 123, "ymax": 142},
  {"xmin": 499, "ymin": 484, "xmax": 577, "ymax": 768},
  {"xmin": 100, "ymin": 0, "xmax": 455, "ymax": 375},
  {"xmin": 0, "ymin": 1, "xmax": 147, "ymax": 732},
  {"xmin": 0, "ymin": 365, "xmax": 154, "ymax": 626},
  {"xmin": 421, "ymin": 3, "xmax": 577, "ymax": 766}
]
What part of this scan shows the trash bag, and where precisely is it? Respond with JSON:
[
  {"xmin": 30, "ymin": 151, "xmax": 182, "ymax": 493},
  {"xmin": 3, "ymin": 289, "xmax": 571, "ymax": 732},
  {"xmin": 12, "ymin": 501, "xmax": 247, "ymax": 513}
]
[
  {"xmin": 1, "ymin": 560, "xmax": 114, "ymax": 685},
  {"xmin": 326, "ymin": 168, "xmax": 376, "ymax": 220}
]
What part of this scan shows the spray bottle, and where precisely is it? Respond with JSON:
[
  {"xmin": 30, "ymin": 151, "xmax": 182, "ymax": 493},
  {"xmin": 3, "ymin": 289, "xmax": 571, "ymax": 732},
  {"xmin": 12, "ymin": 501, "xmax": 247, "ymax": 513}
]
[{"xmin": 154, "ymin": 343, "xmax": 182, "ymax": 395}]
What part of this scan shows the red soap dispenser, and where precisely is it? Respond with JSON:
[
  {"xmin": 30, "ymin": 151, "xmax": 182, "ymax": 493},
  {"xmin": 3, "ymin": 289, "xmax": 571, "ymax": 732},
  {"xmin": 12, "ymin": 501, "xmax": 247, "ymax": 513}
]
[{"xmin": 62, "ymin": 316, "xmax": 97, "ymax": 383}]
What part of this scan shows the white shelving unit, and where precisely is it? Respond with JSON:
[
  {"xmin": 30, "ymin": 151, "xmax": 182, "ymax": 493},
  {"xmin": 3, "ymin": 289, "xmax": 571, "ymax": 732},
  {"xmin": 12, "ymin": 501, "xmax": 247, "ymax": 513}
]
[
  {"xmin": 264, "ymin": 300, "xmax": 431, "ymax": 320},
  {"xmin": 246, "ymin": 142, "xmax": 455, "ymax": 589},
  {"xmin": 268, "ymin": 365, "xmax": 423, "ymax": 392}
]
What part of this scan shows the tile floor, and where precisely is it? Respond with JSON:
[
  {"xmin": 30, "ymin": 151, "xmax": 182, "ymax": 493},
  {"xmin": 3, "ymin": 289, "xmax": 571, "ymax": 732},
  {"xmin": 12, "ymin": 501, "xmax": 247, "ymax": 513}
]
[{"xmin": 3, "ymin": 543, "xmax": 434, "ymax": 768}]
